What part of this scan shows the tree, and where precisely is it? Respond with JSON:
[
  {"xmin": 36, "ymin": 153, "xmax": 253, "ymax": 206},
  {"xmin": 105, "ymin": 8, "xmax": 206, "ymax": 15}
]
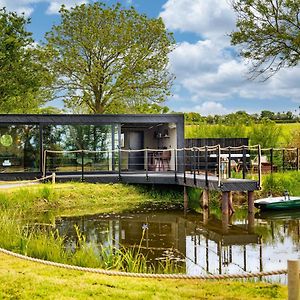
[
  {"xmin": 260, "ymin": 110, "xmax": 275, "ymax": 120},
  {"xmin": 0, "ymin": 8, "xmax": 51, "ymax": 113},
  {"xmin": 44, "ymin": 2, "xmax": 175, "ymax": 114},
  {"xmin": 230, "ymin": 0, "xmax": 300, "ymax": 79}
]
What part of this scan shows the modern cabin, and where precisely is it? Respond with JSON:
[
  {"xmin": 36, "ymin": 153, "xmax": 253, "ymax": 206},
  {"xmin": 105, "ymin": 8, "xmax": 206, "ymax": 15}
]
[{"xmin": 0, "ymin": 114, "xmax": 184, "ymax": 179}]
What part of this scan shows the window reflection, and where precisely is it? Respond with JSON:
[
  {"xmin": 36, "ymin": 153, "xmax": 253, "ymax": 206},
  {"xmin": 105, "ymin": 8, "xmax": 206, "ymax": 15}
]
[
  {"xmin": 44, "ymin": 125, "xmax": 118, "ymax": 173},
  {"xmin": 0, "ymin": 125, "xmax": 39, "ymax": 173}
]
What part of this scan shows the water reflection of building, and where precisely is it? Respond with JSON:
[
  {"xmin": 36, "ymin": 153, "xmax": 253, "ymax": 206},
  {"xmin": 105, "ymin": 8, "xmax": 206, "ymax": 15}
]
[{"xmin": 55, "ymin": 211, "xmax": 262, "ymax": 275}]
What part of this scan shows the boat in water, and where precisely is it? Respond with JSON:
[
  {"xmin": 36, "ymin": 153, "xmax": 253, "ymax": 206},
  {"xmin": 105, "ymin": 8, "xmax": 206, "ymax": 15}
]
[{"xmin": 254, "ymin": 194, "xmax": 300, "ymax": 211}]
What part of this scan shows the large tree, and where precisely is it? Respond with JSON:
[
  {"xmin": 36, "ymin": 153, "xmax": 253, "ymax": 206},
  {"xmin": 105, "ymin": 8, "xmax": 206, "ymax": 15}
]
[
  {"xmin": 0, "ymin": 8, "xmax": 51, "ymax": 113},
  {"xmin": 44, "ymin": 2, "xmax": 175, "ymax": 114},
  {"xmin": 230, "ymin": 0, "xmax": 300, "ymax": 80}
]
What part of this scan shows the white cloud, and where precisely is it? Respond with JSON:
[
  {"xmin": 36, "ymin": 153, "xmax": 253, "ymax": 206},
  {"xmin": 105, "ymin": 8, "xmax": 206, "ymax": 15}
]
[
  {"xmin": 46, "ymin": 0, "xmax": 87, "ymax": 14},
  {"xmin": 160, "ymin": 0, "xmax": 235, "ymax": 42},
  {"xmin": 0, "ymin": 0, "xmax": 88, "ymax": 16},
  {"xmin": 168, "ymin": 38, "xmax": 300, "ymax": 111},
  {"xmin": 180, "ymin": 101, "xmax": 231, "ymax": 115}
]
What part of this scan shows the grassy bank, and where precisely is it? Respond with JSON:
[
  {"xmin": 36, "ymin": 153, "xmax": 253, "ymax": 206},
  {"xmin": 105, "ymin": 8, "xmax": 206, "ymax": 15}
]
[
  {"xmin": 0, "ymin": 252, "xmax": 287, "ymax": 299},
  {"xmin": 0, "ymin": 183, "xmax": 184, "ymax": 273},
  {"xmin": 0, "ymin": 182, "xmax": 289, "ymax": 299},
  {"xmin": 0, "ymin": 182, "xmax": 183, "ymax": 218}
]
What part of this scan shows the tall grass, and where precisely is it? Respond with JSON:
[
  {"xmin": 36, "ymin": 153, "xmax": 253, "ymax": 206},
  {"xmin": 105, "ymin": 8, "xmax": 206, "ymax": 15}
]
[
  {"xmin": 0, "ymin": 211, "xmax": 183, "ymax": 274},
  {"xmin": 262, "ymin": 171, "xmax": 300, "ymax": 196}
]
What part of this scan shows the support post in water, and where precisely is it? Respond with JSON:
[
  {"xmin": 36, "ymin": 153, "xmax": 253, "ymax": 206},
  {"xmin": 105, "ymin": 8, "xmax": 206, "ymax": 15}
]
[
  {"xmin": 228, "ymin": 191, "xmax": 235, "ymax": 214},
  {"xmin": 184, "ymin": 186, "xmax": 188, "ymax": 212},
  {"xmin": 202, "ymin": 189, "xmax": 209, "ymax": 210},
  {"xmin": 288, "ymin": 260, "xmax": 300, "ymax": 300},
  {"xmin": 248, "ymin": 191, "xmax": 254, "ymax": 214},
  {"xmin": 222, "ymin": 191, "xmax": 229, "ymax": 215}
]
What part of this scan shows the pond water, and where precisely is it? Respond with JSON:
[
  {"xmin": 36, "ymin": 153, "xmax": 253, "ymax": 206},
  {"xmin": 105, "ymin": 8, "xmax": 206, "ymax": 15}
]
[{"xmin": 55, "ymin": 208, "xmax": 300, "ymax": 282}]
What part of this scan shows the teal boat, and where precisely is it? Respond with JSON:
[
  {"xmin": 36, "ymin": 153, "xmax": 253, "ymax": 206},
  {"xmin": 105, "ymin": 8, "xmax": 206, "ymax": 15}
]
[{"xmin": 254, "ymin": 196, "xmax": 300, "ymax": 211}]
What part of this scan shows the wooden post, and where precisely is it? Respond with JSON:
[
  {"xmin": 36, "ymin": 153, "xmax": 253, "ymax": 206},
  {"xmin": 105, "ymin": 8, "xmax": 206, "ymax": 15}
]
[
  {"xmin": 203, "ymin": 208, "xmax": 209, "ymax": 225},
  {"xmin": 222, "ymin": 213, "xmax": 229, "ymax": 233},
  {"xmin": 248, "ymin": 191, "xmax": 254, "ymax": 214},
  {"xmin": 242, "ymin": 145, "xmax": 246, "ymax": 179},
  {"xmin": 248, "ymin": 213, "xmax": 255, "ymax": 233},
  {"xmin": 228, "ymin": 191, "xmax": 235, "ymax": 213},
  {"xmin": 205, "ymin": 146, "xmax": 208, "ymax": 188},
  {"xmin": 222, "ymin": 191, "xmax": 229, "ymax": 215},
  {"xmin": 202, "ymin": 189, "xmax": 209, "ymax": 209},
  {"xmin": 52, "ymin": 172, "xmax": 56, "ymax": 184},
  {"xmin": 270, "ymin": 148, "xmax": 274, "ymax": 174},
  {"xmin": 184, "ymin": 186, "xmax": 188, "ymax": 212},
  {"xmin": 228, "ymin": 147, "xmax": 231, "ymax": 178},
  {"xmin": 258, "ymin": 145, "xmax": 262, "ymax": 189},
  {"xmin": 145, "ymin": 149, "xmax": 148, "ymax": 181},
  {"xmin": 288, "ymin": 260, "xmax": 300, "ymax": 300}
]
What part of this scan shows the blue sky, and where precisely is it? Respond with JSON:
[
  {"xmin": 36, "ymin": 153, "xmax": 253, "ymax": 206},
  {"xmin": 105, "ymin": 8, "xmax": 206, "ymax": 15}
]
[{"xmin": 1, "ymin": 0, "xmax": 299, "ymax": 115}]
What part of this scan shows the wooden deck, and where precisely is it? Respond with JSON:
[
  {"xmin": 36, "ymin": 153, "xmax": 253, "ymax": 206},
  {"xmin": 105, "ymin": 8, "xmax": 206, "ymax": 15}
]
[{"xmin": 54, "ymin": 171, "xmax": 259, "ymax": 192}]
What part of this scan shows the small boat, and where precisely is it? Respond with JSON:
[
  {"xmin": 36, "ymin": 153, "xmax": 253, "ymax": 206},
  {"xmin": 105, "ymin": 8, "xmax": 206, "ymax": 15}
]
[{"xmin": 254, "ymin": 195, "xmax": 300, "ymax": 211}]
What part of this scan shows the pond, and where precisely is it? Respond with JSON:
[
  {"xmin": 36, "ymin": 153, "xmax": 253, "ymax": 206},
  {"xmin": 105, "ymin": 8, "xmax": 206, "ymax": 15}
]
[{"xmin": 54, "ymin": 208, "xmax": 300, "ymax": 282}]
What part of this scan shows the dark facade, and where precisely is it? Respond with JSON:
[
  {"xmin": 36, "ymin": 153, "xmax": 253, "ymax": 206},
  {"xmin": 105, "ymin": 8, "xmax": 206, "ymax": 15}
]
[{"xmin": 0, "ymin": 114, "xmax": 184, "ymax": 179}]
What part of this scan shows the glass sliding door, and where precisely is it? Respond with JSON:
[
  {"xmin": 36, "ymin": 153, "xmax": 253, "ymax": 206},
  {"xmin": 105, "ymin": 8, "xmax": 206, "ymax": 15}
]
[
  {"xmin": 0, "ymin": 125, "xmax": 40, "ymax": 173},
  {"xmin": 43, "ymin": 124, "xmax": 118, "ymax": 173}
]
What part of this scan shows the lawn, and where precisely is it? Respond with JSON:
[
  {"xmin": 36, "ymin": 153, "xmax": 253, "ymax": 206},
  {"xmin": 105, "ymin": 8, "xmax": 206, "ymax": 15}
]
[{"xmin": 0, "ymin": 252, "xmax": 287, "ymax": 299}]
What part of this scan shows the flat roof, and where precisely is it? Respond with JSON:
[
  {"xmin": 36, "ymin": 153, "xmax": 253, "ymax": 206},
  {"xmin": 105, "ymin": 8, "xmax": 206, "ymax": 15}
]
[{"xmin": 0, "ymin": 114, "xmax": 184, "ymax": 125}]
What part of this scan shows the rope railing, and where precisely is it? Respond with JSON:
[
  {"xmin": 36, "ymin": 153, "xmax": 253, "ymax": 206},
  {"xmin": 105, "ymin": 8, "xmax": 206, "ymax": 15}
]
[
  {"xmin": 0, "ymin": 174, "xmax": 55, "ymax": 186},
  {"xmin": 0, "ymin": 246, "xmax": 288, "ymax": 280},
  {"xmin": 40, "ymin": 145, "xmax": 300, "ymax": 188}
]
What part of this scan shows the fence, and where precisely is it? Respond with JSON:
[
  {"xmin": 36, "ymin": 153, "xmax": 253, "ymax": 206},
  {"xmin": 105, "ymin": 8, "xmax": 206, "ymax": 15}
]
[{"xmin": 42, "ymin": 145, "xmax": 263, "ymax": 188}]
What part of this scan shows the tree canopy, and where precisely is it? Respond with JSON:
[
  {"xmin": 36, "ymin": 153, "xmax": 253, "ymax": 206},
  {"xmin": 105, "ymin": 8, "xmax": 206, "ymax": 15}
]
[
  {"xmin": 230, "ymin": 0, "xmax": 300, "ymax": 79},
  {"xmin": 0, "ymin": 8, "xmax": 51, "ymax": 113},
  {"xmin": 44, "ymin": 2, "xmax": 175, "ymax": 114}
]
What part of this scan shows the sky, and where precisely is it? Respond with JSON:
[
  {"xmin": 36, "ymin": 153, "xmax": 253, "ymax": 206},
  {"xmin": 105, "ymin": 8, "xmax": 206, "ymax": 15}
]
[{"xmin": 1, "ymin": 0, "xmax": 300, "ymax": 115}]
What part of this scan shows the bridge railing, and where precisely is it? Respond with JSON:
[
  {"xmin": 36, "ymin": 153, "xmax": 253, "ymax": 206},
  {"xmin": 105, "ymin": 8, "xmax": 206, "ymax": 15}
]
[{"xmin": 42, "ymin": 145, "xmax": 267, "ymax": 187}]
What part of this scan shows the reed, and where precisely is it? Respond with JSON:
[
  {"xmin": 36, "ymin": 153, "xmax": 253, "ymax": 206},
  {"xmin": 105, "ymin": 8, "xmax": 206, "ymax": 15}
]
[{"xmin": 0, "ymin": 211, "xmax": 183, "ymax": 274}]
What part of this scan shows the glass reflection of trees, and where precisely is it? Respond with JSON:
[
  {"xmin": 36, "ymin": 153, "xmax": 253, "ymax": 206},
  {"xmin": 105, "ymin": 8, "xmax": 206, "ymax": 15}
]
[
  {"xmin": 0, "ymin": 125, "xmax": 39, "ymax": 172},
  {"xmin": 44, "ymin": 125, "xmax": 117, "ymax": 172}
]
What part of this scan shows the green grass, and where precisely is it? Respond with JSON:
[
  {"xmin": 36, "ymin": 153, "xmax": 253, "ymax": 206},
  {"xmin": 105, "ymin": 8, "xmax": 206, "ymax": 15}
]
[
  {"xmin": 0, "ymin": 183, "xmax": 184, "ymax": 273},
  {"xmin": 0, "ymin": 182, "xmax": 183, "ymax": 219},
  {"xmin": 185, "ymin": 122, "xmax": 300, "ymax": 147},
  {"xmin": 0, "ymin": 182, "xmax": 289, "ymax": 299},
  {"xmin": 0, "ymin": 252, "xmax": 287, "ymax": 299}
]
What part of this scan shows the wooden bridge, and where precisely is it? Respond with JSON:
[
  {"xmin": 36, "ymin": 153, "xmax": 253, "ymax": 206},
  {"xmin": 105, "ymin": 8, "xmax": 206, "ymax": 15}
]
[{"xmin": 42, "ymin": 145, "xmax": 262, "ymax": 217}]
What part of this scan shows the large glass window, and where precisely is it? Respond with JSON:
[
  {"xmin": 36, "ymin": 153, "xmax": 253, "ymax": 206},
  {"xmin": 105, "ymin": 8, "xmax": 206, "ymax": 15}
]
[
  {"xmin": 43, "ymin": 125, "xmax": 119, "ymax": 173},
  {"xmin": 0, "ymin": 125, "xmax": 40, "ymax": 173}
]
